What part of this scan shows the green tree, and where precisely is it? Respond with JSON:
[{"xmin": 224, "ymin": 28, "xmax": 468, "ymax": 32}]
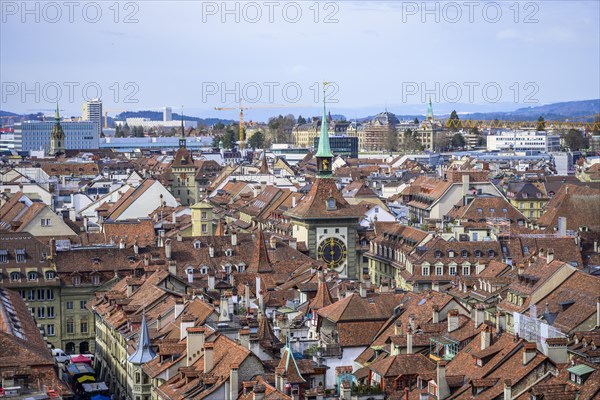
[
  {"xmin": 451, "ymin": 133, "xmax": 466, "ymax": 148},
  {"xmin": 248, "ymin": 131, "xmax": 265, "ymax": 149},
  {"xmin": 448, "ymin": 110, "xmax": 460, "ymax": 131},
  {"xmin": 115, "ymin": 125, "xmax": 124, "ymax": 138},
  {"xmin": 536, "ymin": 116, "xmax": 546, "ymax": 131},
  {"xmin": 386, "ymin": 127, "xmax": 398, "ymax": 154},
  {"xmin": 414, "ymin": 117, "xmax": 419, "ymax": 124},
  {"xmin": 297, "ymin": 115, "xmax": 307, "ymax": 125},
  {"xmin": 561, "ymin": 129, "xmax": 589, "ymax": 151},
  {"xmin": 212, "ymin": 135, "xmax": 222, "ymax": 147},
  {"xmin": 222, "ymin": 127, "xmax": 237, "ymax": 149}
]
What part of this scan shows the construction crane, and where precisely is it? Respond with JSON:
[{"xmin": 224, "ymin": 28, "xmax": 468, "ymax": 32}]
[{"xmin": 214, "ymin": 98, "xmax": 301, "ymax": 152}]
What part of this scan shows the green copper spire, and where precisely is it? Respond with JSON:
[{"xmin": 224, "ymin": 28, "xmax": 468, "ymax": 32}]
[
  {"xmin": 55, "ymin": 103, "xmax": 60, "ymax": 121},
  {"xmin": 315, "ymin": 86, "xmax": 332, "ymax": 158},
  {"xmin": 426, "ymin": 97, "xmax": 434, "ymax": 120}
]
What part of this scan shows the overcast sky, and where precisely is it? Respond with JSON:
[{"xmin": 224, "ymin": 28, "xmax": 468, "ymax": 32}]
[{"xmin": 1, "ymin": 1, "xmax": 599, "ymax": 120}]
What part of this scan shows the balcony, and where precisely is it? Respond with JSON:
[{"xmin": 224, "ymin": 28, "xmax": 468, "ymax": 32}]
[{"xmin": 320, "ymin": 331, "xmax": 341, "ymax": 358}]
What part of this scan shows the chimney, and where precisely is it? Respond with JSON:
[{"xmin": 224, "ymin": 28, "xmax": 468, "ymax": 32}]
[
  {"xmin": 596, "ymin": 296, "xmax": 600, "ymax": 328},
  {"xmin": 269, "ymin": 236, "xmax": 277, "ymax": 250},
  {"xmin": 209, "ymin": 244, "xmax": 215, "ymax": 258},
  {"xmin": 409, "ymin": 314, "xmax": 416, "ymax": 331},
  {"xmin": 252, "ymin": 384, "xmax": 266, "ymax": 400},
  {"xmin": 187, "ymin": 267, "xmax": 194, "ymax": 284},
  {"xmin": 523, "ymin": 342, "xmax": 537, "ymax": 365},
  {"xmin": 49, "ymin": 238, "xmax": 56, "ymax": 259},
  {"xmin": 594, "ymin": 241, "xmax": 598, "ymax": 253},
  {"xmin": 292, "ymin": 195, "xmax": 297, "ymax": 208},
  {"xmin": 168, "ymin": 261, "xmax": 177, "ymax": 276},
  {"xmin": 518, "ymin": 263, "xmax": 525, "ymax": 275},
  {"xmin": 186, "ymin": 327, "xmax": 205, "ymax": 366},
  {"xmin": 219, "ymin": 295, "xmax": 230, "ymax": 322},
  {"xmin": 172, "ymin": 212, "xmax": 177, "ymax": 224},
  {"xmin": 180, "ymin": 315, "xmax": 195, "ymax": 340},
  {"xmin": 557, "ymin": 216, "xmax": 567, "ymax": 237},
  {"xmin": 174, "ymin": 299, "xmax": 185, "ymax": 319},
  {"xmin": 126, "ymin": 281, "xmax": 134, "ymax": 297},
  {"xmin": 473, "ymin": 305, "xmax": 484, "ymax": 329},
  {"xmin": 119, "ymin": 238, "xmax": 125, "ymax": 249},
  {"xmin": 204, "ymin": 342, "xmax": 214, "ymax": 373},
  {"xmin": 177, "ymin": 233, "xmax": 183, "ymax": 242},
  {"xmin": 158, "ymin": 230, "xmax": 165, "ymax": 247},
  {"xmin": 230, "ymin": 363, "xmax": 239, "ymax": 400},
  {"xmin": 143, "ymin": 255, "xmax": 149, "ymax": 267},
  {"xmin": 545, "ymin": 337, "xmax": 568, "ymax": 364},
  {"xmin": 432, "ymin": 305, "xmax": 439, "ymax": 323},
  {"xmin": 447, "ymin": 309, "xmax": 459, "ymax": 333},
  {"xmin": 406, "ymin": 326, "xmax": 413, "ymax": 355},
  {"xmin": 231, "ymin": 230, "xmax": 238, "ymax": 246},
  {"xmin": 481, "ymin": 326, "xmax": 491, "ymax": 350},
  {"xmin": 394, "ymin": 321, "xmax": 402, "ymax": 336},
  {"xmin": 244, "ymin": 284, "xmax": 250, "ymax": 309},
  {"xmin": 436, "ymin": 361, "xmax": 450, "ymax": 400},
  {"xmin": 156, "ymin": 315, "xmax": 162, "ymax": 330},
  {"xmin": 359, "ymin": 284, "xmax": 366, "ymax": 298},
  {"xmin": 462, "ymin": 174, "xmax": 470, "ymax": 197},
  {"xmin": 546, "ymin": 248, "xmax": 554, "ymax": 264},
  {"xmin": 289, "ymin": 238, "xmax": 297, "ymax": 250},
  {"xmin": 165, "ymin": 239, "xmax": 172, "ymax": 260},
  {"xmin": 208, "ymin": 273, "xmax": 215, "ymax": 290},
  {"xmin": 238, "ymin": 328, "xmax": 250, "ymax": 349},
  {"xmin": 503, "ymin": 379, "xmax": 512, "ymax": 400},
  {"xmin": 133, "ymin": 240, "xmax": 139, "ymax": 255},
  {"xmin": 496, "ymin": 311, "xmax": 505, "ymax": 333}
]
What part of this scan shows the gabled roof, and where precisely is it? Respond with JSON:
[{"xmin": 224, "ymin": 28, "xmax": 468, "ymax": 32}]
[{"xmin": 309, "ymin": 271, "xmax": 334, "ymax": 311}]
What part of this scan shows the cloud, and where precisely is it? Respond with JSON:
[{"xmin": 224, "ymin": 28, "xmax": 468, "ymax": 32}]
[
  {"xmin": 496, "ymin": 29, "xmax": 520, "ymax": 40},
  {"xmin": 289, "ymin": 65, "xmax": 309, "ymax": 74}
]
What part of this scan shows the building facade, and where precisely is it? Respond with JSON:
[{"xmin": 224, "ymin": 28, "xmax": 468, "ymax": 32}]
[
  {"xmin": 487, "ymin": 130, "xmax": 561, "ymax": 153},
  {"xmin": 82, "ymin": 98, "xmax": 103, "ymax": 137},
  {"xmin": 14, "ymin": 120, "xmax": 98, "ymax": 152}
]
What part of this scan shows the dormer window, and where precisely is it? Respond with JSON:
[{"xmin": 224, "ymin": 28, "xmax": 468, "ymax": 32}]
[
  {"xmin": 200, "ymin": 265, "xmax": 208, "ymax": 274},
  {"xmin": 435, "ymin": 250, "xmax": 442, "ymax": 258},
  {"xmin": 16, "ymin": 249, "xmax": 26, "ymax": 263},
  {"xmin": 72, "ymin": 275, "xmax": 81, "ymax": 286},
  {"xmin": 475, "ymin": 250, "xmax": 482, "ymax": 258},
  {"xmin": 326, "ymin": 197, "xmax": 336, "ymax": 210},
  {"xmin": 10, "ymin": 272, "xmax": 20, "ymax": 282},
  {"xmin": 193, "ymin": 240, "xmax": 201, "ymax": 249},
  {"xmin": 0, "ymin": 250, "xmax": 8, "ymax": 263},
  {"xmin": 225, "ymin": 248, "xmax": 233, "ymax": 257},
  {"xmin": 488, "ymin": 250, "xmax": 495, "ymax": 257},
  {"xmin": 448, "ymin": 250, "xmax": 455, "ymax": 258},
  {"xmin": 28, "ymin": 271, "xmax": 38, "ymax": 281},
  {"xmin": 92, "ymin": 275, "xmax": 100, "ymax": 285},
  {"xmin": 45, "ymin": 270, "xmax": 56, "ymax": 280},
  {"xmin": 477, "ymin": 208, "xmax": 482, "ymax": 214},
  {"xmin": 461, "ymin": 250, "xmax": 468, "ymax": 258}
]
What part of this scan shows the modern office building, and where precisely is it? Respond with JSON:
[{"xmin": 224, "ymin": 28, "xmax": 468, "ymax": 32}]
[
  {"xmin": 487, "ymin": 130, "xmax": 561, "ymax": 153},
  {"xmin": 81, "ymin": 98, "xmax": 102, "ymax": 136},
  {"xmin": 163, "ymin": 106, "xmax": 172, "ymax": 122},
  {"xmin": 314, "ymin": 135, "xmax": 358, "ymax": 158},
  {"xmin": 13, "ymin": 120, "xmax": 99, "ymax": 152}
]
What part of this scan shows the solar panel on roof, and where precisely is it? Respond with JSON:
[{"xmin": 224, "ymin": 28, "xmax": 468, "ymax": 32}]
[{"xmin": 418, "ymin": 299, "xmax": 426, "ymax": 305}]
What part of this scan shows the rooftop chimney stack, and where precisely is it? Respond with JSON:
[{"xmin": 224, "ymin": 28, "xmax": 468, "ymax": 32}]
[
  {"xmin": 481, "ymin": 326, "xmax": 491, "ymax": 350},
  {"xmin": 133, "ymin": 240, "xmax": 139, "ymax": 255},
  {"xmin": 448, "ymin": 309, "xmax": 459, "ymax": 333},
  {"xmin": 204, "ymin": 342, "xmax": 214, "ymax": 373},
  {"xmin": 436, "ymin": 361, "xmax": 450, "ymax": 400},
  {"xmin": 209, "ymin": 244, "xmax": 215, "ymax": 258},
  {"xmin": 523, "ymin": 342, "xmax": 537, "ymax": 365},
  {"xmin": 503, "ymin": 379, "xmax": 512, "ymax": 400},
  {"xmin": 230, "ymin": 364, "xmax": 240, "ymax": 400},
  {"xmin": 406, "ymin": 326, "xmax": 413, "ymax": 355},
  {"xmin": 186, "ymin": 327, "xmax": 205, "ymax": 366},
  {"xmin": 546, "ymin": 248, "xmax": 554, "ymax": 264},
  {"xmin": 432, "ymin": 305, "xmax": 439, "ymax": 324},
  {"xmin": 231, "ymin": 229, "xmax": 238, "ymax": 246}
]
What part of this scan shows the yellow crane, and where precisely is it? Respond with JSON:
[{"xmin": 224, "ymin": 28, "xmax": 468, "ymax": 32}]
[{"xmin": 214, "ymin": 98, "xmax": 301, "ymax": 151}]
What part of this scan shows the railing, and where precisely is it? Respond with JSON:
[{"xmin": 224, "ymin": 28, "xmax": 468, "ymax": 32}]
[{"xmin": 320, "ymin": 331, "xmax": 342, "ymax": 357}]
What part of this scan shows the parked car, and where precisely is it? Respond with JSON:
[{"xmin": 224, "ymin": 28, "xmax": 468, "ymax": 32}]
[{"xmin": 51, "ymin": 348, "xmax": 70, "ymax": 364}]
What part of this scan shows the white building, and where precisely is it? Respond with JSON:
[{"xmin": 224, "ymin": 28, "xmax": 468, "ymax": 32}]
[
  {"xmin": 163, "ymin": 107, "xmax": 172, "ymax": 122},
  {"xmin": 14, "ymin": 120, "xmax": 99, "ymax": 152},
  {"xmin": 487, "ymin": 130, "xmax": 561, "ymax": 153},
  {"xmin": 82, "ymin": 98, "xmax": 102, "ymax": 137},
  {"xmin": 0, "ymin": 133, "xmax": 15, "ymax": 152},
  {"xmin": 116, "ymin": 118, "xmax": 196, "ymax": 130}
]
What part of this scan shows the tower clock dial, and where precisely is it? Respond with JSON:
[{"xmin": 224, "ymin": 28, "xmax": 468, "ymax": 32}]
[{"xmin": 317, "ymin": 237, "xmax": 347, "ymax": 270}]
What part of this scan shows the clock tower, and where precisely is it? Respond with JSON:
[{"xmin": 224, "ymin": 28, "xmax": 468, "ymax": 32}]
[{"xmin": 285, "ymin": 84, "xmax": 363, "ymax": 278}]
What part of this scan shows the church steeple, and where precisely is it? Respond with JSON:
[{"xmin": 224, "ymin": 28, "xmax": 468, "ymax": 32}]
[
  {"xmin": 49, "ymin": 103, "xmax": 65, "ymax": 156},
  {"xmin": 179, "ymin": 105, "xmax": 186, "ymax": 148},
  {"xmin": 315, "ymin": 82, "xmax": 333, "ymax": 178},
  {"xmin": 426, "ymin": 97, "xmax": 434, "ymax": 121},
  {"xmin": 127, "ymin": 312, "xmax": 156, "ymax": 364}
]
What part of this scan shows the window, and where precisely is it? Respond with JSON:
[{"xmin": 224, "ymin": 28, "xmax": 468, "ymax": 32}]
[
  {"xmin": 92, "ymin": 275, "xmax": 100, "ymax": 285},
  {"xmin": 16, "ymin": 249, "xmax": 26, "ymax": 263},
  {"xmin": 47, "ymin": 324, "xmax": 55, "ymax": 336},
  {"xmin": 37, "ymin": 307, "xmax": 45, "ymax": 319},
  {"xmin": 37, "ymin": 289, "xmax": 45, "ymax": 301},
  {"xmin": 449, "ymin": 266, "xmax": 456, "ymax": 275},
  {"xmin": 488, "ymin": 250, "xmax": 495, "ymax": 257},
  {"xmin": 47, "ymin": 306, "xmax": 55, "ymax": 318},
  {"xmin": 324, "ymin": 229, "xmax": 328, "ymax": 234},
  {"xmin": 0, "ymin": 250, "xmax": 7, "ymax": 263},
  {"xmin": 201, "ymin": 211, "xmax": 207, "ymax": 219},
  {"xmin": 530, "ymin": 202, "xmax": 534, "ymax": 208},
  {"xmin": 201, "ymin": 223, "xmax": 207, "ymax": 233},
  {"xmin": 475, "ymin": 250, "xmax": 482, "ymax": 258},
  {"xmin": 490, "ymin": 208, "xmax": 495, "ymax": 213},
  {"xmin": 28, "ymin": 271, "xmax": 38, "ymax": 281},
  {"xmin": 45, "ymin": 270, "xmax": 56, "ymax": 280},
  {"xmin": 523, "ymin": 246, "xmax": 529, "ymax": 254},
  {"xmin": 66, "ymin": 301, "xmax": 73, "ymax": 310},
  {"xmin": 72, "ymin": 276, "xmax": 80, "ymax": 286},
  {"xmin": 502, "ymin": 208, "xmax": 508, "ymax": 213},
  {"xmin": 41, "ymin": 218, "xmax": 52, "ymax": 226},
  {"xmin": 80, "ymin": 318, "xmax": 88, "ymax": 333},
  {"xmin": 335, "ymin": 228, "xmax": 340, "ymax": 234},
  {"xmin": 463, "ymin": 266, "xmax": 470, "ymax": 275},
  {"xmin": 66, "ymin": 318, "xmax": 74, "ymax": 334},
  {"xmin": 435, "ymin": 250, "xmax": 442, "ymax": 258},
  {"xmin": 436, "ymin": 266, "xmax": 443, "ymax": 276},
  {"xmin": 422, "ymin": 266, "xmax": 430, "ymax": 276},
  {"xmin": 27, "ymin": 290, "xmax": 35, "ymax": 301},
  {"xmin": 18, "ymin": 290, "xmax": 25, "ymax": 299},
  {"xmin": 135, "ymin": 372, "xmax": 141, "ymax": 384},
  {"xmin": 80, "ymin": 300, "xmax": 86, "ymax": 310},
  {"xmin": 10, "ymin": 272, "xmax": 20, "ymax": 282},
  {"xmin": 529, "ymin": 211, "xmax": 534, "ymax": 217},
  {"xmin": 193, "ymin": 240, "xmax": 201, "ymax": 249},
  {"xmin": 448, "ymin": 250, "xmax": 455, "ymax": 258},
  {"xmin": 326, "ymin": 198, "xmax": 336, "ymax": 209},
  {"xmin": 477, "ymin": 208, "xmax": 482, "ymax": 214},
  {"xmin": 47, "ymin": 289, "xmax": 54, "ymax": 300},
  {"xmin": 461, "ymin": 250, "xmax": 468, "ymax": 258}
]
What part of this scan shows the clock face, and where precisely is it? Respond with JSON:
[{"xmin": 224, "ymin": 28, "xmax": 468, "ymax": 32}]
[{"xmin": 318, "ymin": 237, "xmax": 347, "ymax": 270}]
